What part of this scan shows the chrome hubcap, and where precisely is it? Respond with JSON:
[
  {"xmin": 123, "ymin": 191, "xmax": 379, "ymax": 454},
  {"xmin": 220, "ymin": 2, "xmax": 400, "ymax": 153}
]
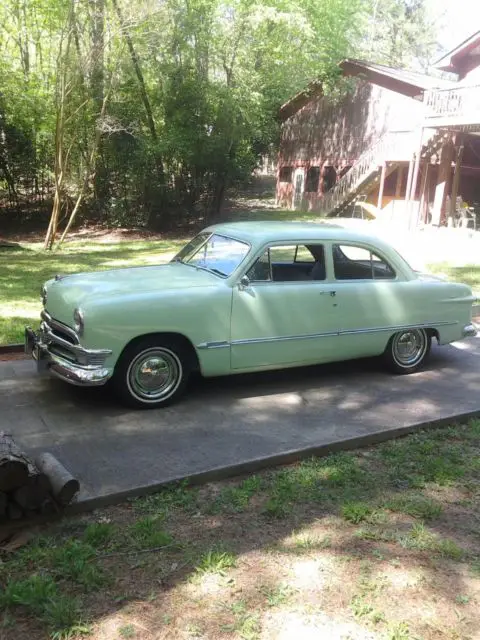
[
  {"xmin": 127, "ymin": 348, "xmax": 182, "ymax": 402},
  {"xmin": 392, "ymin": 329, "xmax": 427, "ymax": 367}
]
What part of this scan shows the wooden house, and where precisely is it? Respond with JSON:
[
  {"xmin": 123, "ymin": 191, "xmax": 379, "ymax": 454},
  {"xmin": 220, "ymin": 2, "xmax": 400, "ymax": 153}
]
[{"xmin": 276, "ymin": 31, "xmax": 480, "ymax": 228}]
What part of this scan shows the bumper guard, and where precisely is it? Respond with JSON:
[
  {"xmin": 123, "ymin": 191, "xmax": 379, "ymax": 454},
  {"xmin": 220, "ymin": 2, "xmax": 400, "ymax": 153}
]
[{"xmin": 25, "ymin": 325, "xmax": 112, "ymax": 387}]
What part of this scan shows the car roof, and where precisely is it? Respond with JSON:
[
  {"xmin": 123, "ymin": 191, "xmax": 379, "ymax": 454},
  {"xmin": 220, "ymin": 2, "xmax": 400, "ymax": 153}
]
[{"xmin": 207, "ymin": 221, "xmax": 382, "ymax": 245}]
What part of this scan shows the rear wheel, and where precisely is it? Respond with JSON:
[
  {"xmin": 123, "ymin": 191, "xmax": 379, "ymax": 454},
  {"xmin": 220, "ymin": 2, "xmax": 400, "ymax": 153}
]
[
  {"xmin": 112, "ymin": 337, "xmax": 191, "ymax": 408},
  {"xmin": 384, "ymin": 328, "xmax": 431, "ymax": 374}
]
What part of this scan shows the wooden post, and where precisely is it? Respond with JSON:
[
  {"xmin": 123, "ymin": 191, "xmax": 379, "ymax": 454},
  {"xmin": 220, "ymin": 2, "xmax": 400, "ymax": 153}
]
[
  {"xmin": 395, "ymin": 165, "xmax": 404, "ymax": 198},
  {"xmin": 419, "ymin": 163, "xmax": 430, "ymax": 225},
  {"xmin": 431, "ymin": 139, "xmax": 455, "ymax": 226},
  {"xmin": 450, "ymin": 143, "xmax": 464, "ymax": 220},
  {"xmin": 410, "ymin": 132, "xmax": 424, "ymax": 203},
  {"xmin": 377, "ymin": 163, "xmax": 387, "ymax": 209},
  {"xmin": 408, "ymin": 128, "xmax": 425, "ymax": 229},
  {"xmin": 404, "ymin": 158, "xmax": 414, "ymax": 205}
]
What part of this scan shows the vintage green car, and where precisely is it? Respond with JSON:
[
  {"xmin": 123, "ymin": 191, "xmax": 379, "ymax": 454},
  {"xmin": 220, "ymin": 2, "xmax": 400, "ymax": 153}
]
[{"xmin": 25, "ymin": 222, "xmax": 477, "ymax": 408}]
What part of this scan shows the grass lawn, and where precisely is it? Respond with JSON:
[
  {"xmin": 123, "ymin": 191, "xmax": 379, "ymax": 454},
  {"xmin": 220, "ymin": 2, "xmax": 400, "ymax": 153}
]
[
  {"xmin": 0, "ymin": 421, "xmax": 479, "ymax": 639},
  {"xmin": 426, "ymin": 263, "xmax": 480, "ymax": 298}
]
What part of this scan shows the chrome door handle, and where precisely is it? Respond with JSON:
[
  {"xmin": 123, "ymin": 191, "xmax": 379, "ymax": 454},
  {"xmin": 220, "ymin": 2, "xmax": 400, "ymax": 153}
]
[
  {"xmin": 330, "ymin": 291, "xmax": 336, "ymax": 297},
  {"xmin": 319, "ymin": 290, "xmax": 336, "ymax": 297}
]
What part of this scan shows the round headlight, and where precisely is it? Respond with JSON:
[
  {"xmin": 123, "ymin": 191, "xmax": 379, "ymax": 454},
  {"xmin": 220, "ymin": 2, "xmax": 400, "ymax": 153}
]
[{"xmin": 73, "ymin": 308, "xmax": 85, "ymax": 335}]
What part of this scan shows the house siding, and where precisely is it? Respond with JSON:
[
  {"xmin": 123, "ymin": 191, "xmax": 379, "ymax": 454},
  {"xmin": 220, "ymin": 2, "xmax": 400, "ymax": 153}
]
[{"xmin": 277, "ymin": 80, "xmax": 424, "ymax": 210}]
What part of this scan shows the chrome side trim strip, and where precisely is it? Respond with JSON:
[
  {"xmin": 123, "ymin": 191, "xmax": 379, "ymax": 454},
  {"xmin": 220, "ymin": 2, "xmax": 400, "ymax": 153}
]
[
  {"xmin": 197, "ymin": 341, "xmax": 230, "ymax": 350},
  {"xmin": 340, "ymin": 320, "xmax": 457, "ymax": 337},
  {"xmin": 233, "ymin": 330, "xmax": 338, "ymax": 346},
  {"xmin": 197, "ymin": 321, "xmax": 459, "ymax": 350},
  {"xmin": 231, "ymin": 321, "xmax": 458, "ymax": 347}
]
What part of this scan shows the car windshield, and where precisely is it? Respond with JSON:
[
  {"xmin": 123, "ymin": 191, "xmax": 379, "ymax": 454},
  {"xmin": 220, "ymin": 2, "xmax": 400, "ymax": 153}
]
[{"xmin": 172, "ymin": 232, "xmax": 250, "ymax": 277}]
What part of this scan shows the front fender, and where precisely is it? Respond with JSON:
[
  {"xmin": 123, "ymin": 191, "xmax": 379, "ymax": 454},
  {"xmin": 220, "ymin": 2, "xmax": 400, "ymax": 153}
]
[{"xmin": 79, "ymin": 286, "xmax": 233, "ymax": 376}]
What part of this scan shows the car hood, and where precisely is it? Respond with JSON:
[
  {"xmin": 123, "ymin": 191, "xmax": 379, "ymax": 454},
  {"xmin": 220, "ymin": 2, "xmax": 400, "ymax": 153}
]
[{"xmin": 44, "ymin": 262, "xmax": 220, "ymax": 323}]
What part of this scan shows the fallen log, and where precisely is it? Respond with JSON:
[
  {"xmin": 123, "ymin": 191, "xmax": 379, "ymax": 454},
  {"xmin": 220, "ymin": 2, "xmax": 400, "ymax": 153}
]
[
  {"xmin": 12, "ymin": 472, "xmax": 52, "ymax": 511},
  {"xmin": 0, "ymin": 433, "xmax": 30, "ymax": 492},
  {"xmin": 7, "ymin": 502, "xmax": 23, "ymax": 520},
  {"xmin": 35, "ymin": 453, "xmax": 80, "ymax": 506}
]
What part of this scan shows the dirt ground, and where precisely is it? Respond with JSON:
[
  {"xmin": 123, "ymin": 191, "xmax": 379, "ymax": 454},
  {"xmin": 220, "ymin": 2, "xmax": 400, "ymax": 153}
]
[{"xmin": 0, "ymin": 421, "xmax": 479, "ymax": 640}]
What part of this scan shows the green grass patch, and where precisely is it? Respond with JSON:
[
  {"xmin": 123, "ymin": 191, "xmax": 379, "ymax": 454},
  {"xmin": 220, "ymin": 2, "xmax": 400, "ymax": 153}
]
[
  {"xmin": 427, "ymin": 262, "xmax": 480, "ymax": 298},
  {"xmin": 221, "ymin": 611, "xmax": 261, "ymax": 640},
  {"xmin": 398, "ymin": 523, "xmax": 464, "ymax": 559},
  {"xmin": 132, "ymin": 480, "xmax": 198, "ymax": 516},
  {"xmin": 386, "ymin": 622, "xmax": 411, "ymax": 640},
  {"xmin": 42, "ymin": 596, "xmax": 89, "ymax": 639},
  {"xmin": 83, "ymin": 522, "xmax": 116, "ymax": 548},
  {"xmin": 194, "ymin": 550, "xmax": 237, "ymax": 576},
  {"xmin": 210, "ymin": 476, "xmax": 263, "ymax": 514},
  {"xmin": 0, "ymin": 574, "xmax": 58, "ymax": 613},
  {"xmin": 377, "ymin": 431, "xmax": 467, "ymax": 487},
  {"xmin": 260, "ymin": 583, "xmax": 294, "ymax": 607},
  {"xmin": 341, "ymin": 501, "xmax": 373, "ymax": 524},
  {"xmin": 51, "ymin": 540, "xmax": 105, "ymax": 589},
  {"xmin": 128, "ymin": 517, "xmax": 174, "ymax": 550},
  {"xmin": 383, "ymin": 494, "xmax": 443, "ymax": 520}
]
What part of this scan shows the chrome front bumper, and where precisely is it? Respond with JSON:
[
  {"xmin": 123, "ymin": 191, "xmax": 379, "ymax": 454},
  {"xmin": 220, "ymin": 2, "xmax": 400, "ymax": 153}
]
[{"xmin": 25, "ymin": 315, "xmax": 112, "ymax": 387}]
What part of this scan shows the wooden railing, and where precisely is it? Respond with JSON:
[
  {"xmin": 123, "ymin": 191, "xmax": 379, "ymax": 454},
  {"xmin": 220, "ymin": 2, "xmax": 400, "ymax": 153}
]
[
  {"xmin": 425, "ymin": 85, "xmax": 480, "ymax": 122},
  {"xmin": 318, "ymin": 130, "xmax": 416, "ymax": 215}
]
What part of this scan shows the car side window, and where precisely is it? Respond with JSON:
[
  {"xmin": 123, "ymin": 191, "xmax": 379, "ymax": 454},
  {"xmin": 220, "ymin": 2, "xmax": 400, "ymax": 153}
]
[
  {"xmin": 246, "ymin": 244, "xmax": 325, "ymax": 282},
  {"xmin": 333, "ymin": 244, "xmax": 395, "ymax": 280}
]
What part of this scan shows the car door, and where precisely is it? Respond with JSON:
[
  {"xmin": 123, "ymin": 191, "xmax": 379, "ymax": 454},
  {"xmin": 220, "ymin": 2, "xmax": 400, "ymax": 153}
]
[
  {"xmin": 230, "ymin": 243, "xmax": 340, "ymax": 370},
  {"xmin": 330, "ymin": 243, "xmax": 411, "ymax": 358}
]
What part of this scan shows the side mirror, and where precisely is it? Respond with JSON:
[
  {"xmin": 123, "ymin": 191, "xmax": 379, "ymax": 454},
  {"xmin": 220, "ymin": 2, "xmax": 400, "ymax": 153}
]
[{"xmin": 238, "ymin": 275, "xmax": 250, "ymax": 290}]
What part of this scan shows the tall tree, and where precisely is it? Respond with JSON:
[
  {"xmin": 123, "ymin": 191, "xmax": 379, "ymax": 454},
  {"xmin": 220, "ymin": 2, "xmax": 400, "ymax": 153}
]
[{"xmin": 364, "ymin": 0, "xmax": 439, "ymax": 69}]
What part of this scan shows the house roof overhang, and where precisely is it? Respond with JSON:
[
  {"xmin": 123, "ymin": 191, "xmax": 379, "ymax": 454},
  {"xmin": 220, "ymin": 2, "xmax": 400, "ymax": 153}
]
[
  {"xmin": 278, "ymin": 81, "xmax": 323, "ymax": 122},
  {"xmin": 339, "ymin": 59, "xmax": 450, "ymax": 98},
  {"xmin": 433, "ymin": 31, "xmax": 480, "ymax": 78},
  {"xmin": 277, "ymin": 58, "xmax": 455, "ymax": 122}
]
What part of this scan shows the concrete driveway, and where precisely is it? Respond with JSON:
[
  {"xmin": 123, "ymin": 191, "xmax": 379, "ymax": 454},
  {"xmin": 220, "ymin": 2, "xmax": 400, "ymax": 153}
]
[{"xmin": 1, "ymin": 336, "xmax": 480, "ymax": 507}]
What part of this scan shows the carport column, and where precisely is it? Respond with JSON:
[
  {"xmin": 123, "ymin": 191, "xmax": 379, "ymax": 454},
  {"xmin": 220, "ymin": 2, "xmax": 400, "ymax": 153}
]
[
  {"xmin": 407, "ymin": 127, "xmax": 425, "ymax": 229},
  {"xmin": 404, "ymin": 158, "xmax": 414, "ymax": 202},
  {"xmin": 431, "ymin": 138, "xmax": 455, "ymax": 226},
  {"xmin": 395, "ymin": 165, "xmax": 405, "ymax": 198},
  {"xmin": 418, "ymin": 163, "xmax": 430, "ymax": 225},
  {"xmin": 449, "ymin": 141, "xmax": 464, "ymax": 220},
  {"xmin": 377, "ymin": 162, "xmax": 387, "ymax": 209}
]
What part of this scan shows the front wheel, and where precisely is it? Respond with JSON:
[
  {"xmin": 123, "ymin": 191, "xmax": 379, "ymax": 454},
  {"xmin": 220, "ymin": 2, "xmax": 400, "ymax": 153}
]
[
  {"xmin": 112, "ymin": 338, "xmax": 191, "ymax": 409},
  {"xmin": 384, "ymin": 328, "xmax": 431, "ymax": 374}
]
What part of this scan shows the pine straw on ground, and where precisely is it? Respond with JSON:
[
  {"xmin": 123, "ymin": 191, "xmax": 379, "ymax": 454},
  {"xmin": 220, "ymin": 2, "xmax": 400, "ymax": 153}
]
[{"xmin": 0, "ymin": 420, "xmax": 479, "ymax": 640}]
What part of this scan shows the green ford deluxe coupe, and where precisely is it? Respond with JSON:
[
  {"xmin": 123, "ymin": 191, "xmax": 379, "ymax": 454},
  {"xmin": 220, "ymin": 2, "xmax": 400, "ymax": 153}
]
[{"xmin": 25, "ymin": 222, "xmax": 477, "ymax": 408}]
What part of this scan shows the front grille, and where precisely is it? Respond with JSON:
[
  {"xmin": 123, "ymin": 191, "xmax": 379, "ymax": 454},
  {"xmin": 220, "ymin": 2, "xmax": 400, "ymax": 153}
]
[
  {"xmin": 49, "ymin": 344, "xmax": 77, "ymax": 363},
  {"xmin": 50, "ymin": 325, "xmax": 76, "ymax": 345},
  {"xmin": 40, "ymin": 309, "xmax": 111, "ymax": 368}
]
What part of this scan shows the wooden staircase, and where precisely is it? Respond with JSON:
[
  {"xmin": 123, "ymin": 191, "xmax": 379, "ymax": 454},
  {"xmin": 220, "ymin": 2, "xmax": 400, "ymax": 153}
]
[
  {"xmin": 318, "ymin": 128, "xmax": 452, "ymax": 217},
  {"xmin": 318, "ymin": 130, "xmax": 416, "ymax": 216}
]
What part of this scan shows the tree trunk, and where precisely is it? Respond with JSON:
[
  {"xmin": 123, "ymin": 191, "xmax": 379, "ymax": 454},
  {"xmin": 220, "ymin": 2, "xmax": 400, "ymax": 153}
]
[
  {"xmin": 44, "ymin": 6, "xmax": 74, "ymax": 250},
  {"xmin": 111, "ymin": 0, "xmax": 166, "ymax": 229},
  {"xmin": 90, "ymin": 0, "xmax": 108, "ymax": 207}
]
